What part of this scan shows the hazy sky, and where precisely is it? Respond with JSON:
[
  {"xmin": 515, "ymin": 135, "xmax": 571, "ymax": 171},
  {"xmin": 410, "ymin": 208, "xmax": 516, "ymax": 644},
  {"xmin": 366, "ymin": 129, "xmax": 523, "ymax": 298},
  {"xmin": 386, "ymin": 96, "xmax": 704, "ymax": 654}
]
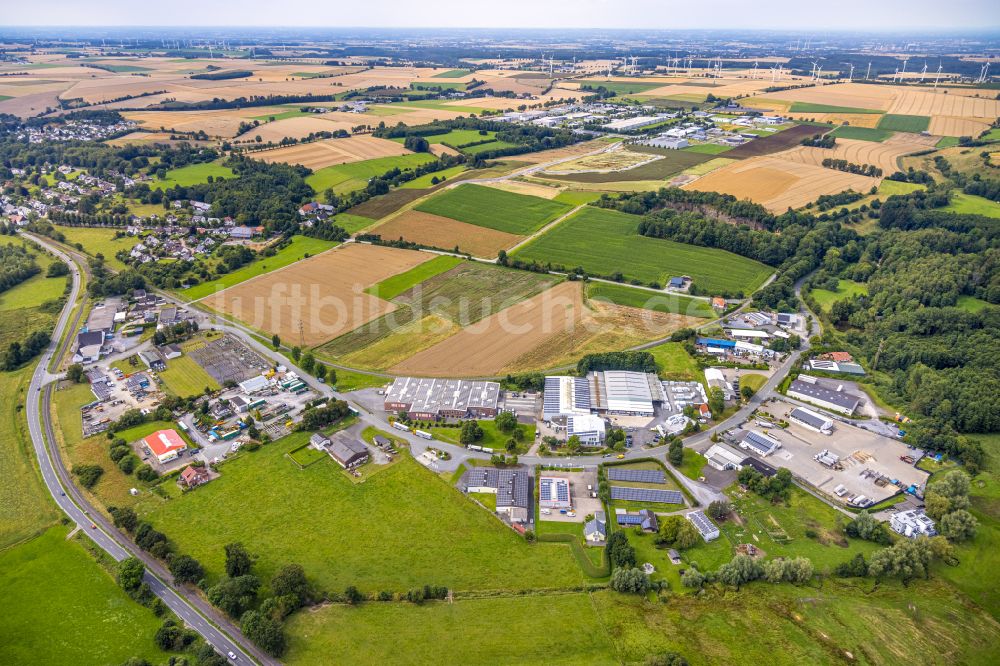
[{"xmin": 6, "ymin": 0, "xmax": 999, "ymax": 30}]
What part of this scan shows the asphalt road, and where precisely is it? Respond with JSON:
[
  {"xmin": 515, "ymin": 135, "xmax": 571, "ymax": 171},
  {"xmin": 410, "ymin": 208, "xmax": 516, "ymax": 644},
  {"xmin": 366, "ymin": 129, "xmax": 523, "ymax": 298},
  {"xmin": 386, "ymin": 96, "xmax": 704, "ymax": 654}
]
[{"xmin": 20, "ymin": 233, "xmax": 268, "ymax": 666}]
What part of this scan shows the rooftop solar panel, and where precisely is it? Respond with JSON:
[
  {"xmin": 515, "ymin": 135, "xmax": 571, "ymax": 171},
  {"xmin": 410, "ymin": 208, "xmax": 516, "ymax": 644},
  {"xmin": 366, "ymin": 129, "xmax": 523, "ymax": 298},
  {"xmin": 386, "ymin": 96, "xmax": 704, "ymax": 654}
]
[
  {"xmin": 610, "ymin": 486, "xmax": 683, "ymax": 504},
  {"xmin": 607, "ymin": 468, "xmax": 666, "ymax": 484}
]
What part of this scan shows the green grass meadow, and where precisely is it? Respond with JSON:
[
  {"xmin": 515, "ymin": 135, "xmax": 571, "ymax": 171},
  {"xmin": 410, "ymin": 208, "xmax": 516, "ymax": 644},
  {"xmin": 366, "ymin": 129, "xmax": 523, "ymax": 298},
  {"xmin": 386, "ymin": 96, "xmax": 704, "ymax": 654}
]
[
  {"xmin": 416, "ymin": 183, "xmax": 573, "ymax": 235},
  {"xmin": 876, "ymin": 114, "xmax": 931, "ymax": 133},
  {"xmin": 944, "ymin": 192, "xmax": 1000, "ymax": 218},
  {"xmin": 646, "ymin": 341, "xmax": 702, "ymax": 381},
  {"xmin": 179, "ymin": 235, "xmax": 339, "ymax": 300},
  {"xmin": 55, "ymin": 226, "xmax": 139, "ymax": 272},
  {"xmin": 150, "ymin": 161, "xmax": 234, "ymax": 189},
  {"xmin": 367, "ymin": 255, "xmax": 463, "ymax": 300},
  {"xmin": 587, "ymin": 281, "xmax": 715, "ymax": 318},
  {"xmin": 810, "ymin": 279, "xmax": 869, "ymax": 311},
  {"xmin": 789, "ymin": 102, "xmax": 883, "ymax": 114},
  {"xmin": 400, "ymin": 164, "xmax": 467, "ymax": 189},
  {"xmin": 305, "ymin": 153, "xmax": 437, "ymax": 193},
  {"xmin": 829, "ymin": 125, "xmax": 893, "ymax": 142},
  {"xmin": 513, "ymin": 207, "xmax": 772, "ymax": 295}
]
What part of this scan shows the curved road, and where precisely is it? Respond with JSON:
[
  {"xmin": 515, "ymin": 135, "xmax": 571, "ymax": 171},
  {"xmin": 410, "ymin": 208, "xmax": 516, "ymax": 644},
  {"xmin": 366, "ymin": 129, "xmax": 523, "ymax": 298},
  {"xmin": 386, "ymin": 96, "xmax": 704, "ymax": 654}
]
[{"xmin": 20, "ymin": 233, "xmax": 269, "ymax": 666}]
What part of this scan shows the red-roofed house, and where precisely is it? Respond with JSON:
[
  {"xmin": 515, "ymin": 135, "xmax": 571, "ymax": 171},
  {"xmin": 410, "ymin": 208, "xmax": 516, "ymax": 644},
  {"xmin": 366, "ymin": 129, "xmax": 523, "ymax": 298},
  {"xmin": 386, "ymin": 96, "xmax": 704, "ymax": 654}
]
[
  {"xmin": 699, "ymin": 403, "xmax": 712, "ymax": 420},
  {"xmin": 143, "ymin": 429, "xmax": 187, "ymax": 463},
  {"xmin": 179, "ymin": 465, "xmax": 210, "ymax": 488},
  {"xmin": 821, "ymin": 351, "xmax": 854, "ymax": 363},
  {"xmin": 712, "ymin": 297, "xmax": 726, "ymax": 309}
]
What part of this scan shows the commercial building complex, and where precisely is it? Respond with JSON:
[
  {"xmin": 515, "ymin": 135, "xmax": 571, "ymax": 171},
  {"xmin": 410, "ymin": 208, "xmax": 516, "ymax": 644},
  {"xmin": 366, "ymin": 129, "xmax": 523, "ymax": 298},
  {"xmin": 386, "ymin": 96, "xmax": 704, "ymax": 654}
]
[
  {"xmin": 543, "ymin": 370, "xmax": 663, "ymax": 422},
  {"xmin": 539, "ymin": 476, "xmax": 572, "ymax": 510},
  {"xmin": 143, "ymin": 429, "xmax": 187, "ymax": 463},
  {"xmin": 460, "ymin": 467, "xmax": 530, "ymax": 523},
  {"xmin": 787, "ymin": 377, "xmax": 861, "ymax": 416},
  {"xmin": 891, "ymin": 509, "xmax": 937, "ymax": 538},
  {"xmin": 384, "ymin": 377, "xmax": 500, "ymax": 420}
]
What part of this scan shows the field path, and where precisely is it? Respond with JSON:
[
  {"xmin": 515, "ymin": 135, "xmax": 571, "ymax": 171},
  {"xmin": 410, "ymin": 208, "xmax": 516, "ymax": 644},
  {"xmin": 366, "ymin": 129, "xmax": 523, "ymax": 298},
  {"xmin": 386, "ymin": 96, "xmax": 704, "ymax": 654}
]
[{"xmin": 505, "ymin": 204, "xmax": 586, "ymax": 254}]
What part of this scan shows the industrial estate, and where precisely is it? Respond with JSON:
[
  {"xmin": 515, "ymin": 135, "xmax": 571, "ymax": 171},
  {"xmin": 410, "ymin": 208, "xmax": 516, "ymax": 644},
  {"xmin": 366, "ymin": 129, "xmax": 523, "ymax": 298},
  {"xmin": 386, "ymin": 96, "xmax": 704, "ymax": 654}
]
[{"xmin": 1, "ymin": 16, "xmax": 999, "ymax": 666}]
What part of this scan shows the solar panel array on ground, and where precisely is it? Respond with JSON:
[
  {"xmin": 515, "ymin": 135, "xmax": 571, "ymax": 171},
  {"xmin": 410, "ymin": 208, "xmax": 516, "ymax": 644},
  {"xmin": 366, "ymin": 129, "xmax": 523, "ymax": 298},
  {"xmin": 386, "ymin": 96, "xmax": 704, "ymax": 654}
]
[
  {"xmin": 610, "ymin": 486, "xmax": 683, "ymax": 504},
  {"xmin": 607, "ymin": 468, "xmax": 666, "ymax": 484}
]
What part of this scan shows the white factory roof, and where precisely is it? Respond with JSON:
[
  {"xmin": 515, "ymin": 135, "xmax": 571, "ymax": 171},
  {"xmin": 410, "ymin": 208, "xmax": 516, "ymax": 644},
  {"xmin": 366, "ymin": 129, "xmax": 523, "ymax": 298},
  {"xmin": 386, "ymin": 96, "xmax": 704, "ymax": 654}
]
[
  {"xmin": 600, "ymin": 370, "xmax": 655, "ymax": 414},
  {"xmin": 567, "ymin": 413, "xmax": 606, "ymax": 438},
  {"xmin": 726, "ymin": 328, "xmax": 770, "ymax": 339},
  {"xmin": 239, "ymin": 375, "xmax": 270, "ymax": 394}
]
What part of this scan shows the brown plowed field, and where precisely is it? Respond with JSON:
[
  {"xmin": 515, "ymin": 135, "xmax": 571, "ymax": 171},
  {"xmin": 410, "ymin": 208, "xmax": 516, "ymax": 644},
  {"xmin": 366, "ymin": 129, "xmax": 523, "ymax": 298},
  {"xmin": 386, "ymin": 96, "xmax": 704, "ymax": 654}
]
[
  {"xmin": 372, "ymin": 211, "xmax": 522, "ymax": 258},
  {"xmin": 390, "ymin": 281, "xmax": 586, "ymax": 376},
  {"xmin": 776, "ymin": 137, "xmax": 928, "ymax": 174},
  {"xmin": 347, "ymin": 188, "xmax": 433, "ymax": 220},
  {"xmin": 201, "ymin": 243, "xmax": 432, "ymax": 346},
  {"xmin": 722, "ymin": 124, "xmax": 821, "ymax": 159},
  {"xmin": 684, "ymin": 156, "xmax": 878, "ymax": 212},
  {"xmin": 253, "ymin": 136, "xmax": 412, "ymax": 170}
]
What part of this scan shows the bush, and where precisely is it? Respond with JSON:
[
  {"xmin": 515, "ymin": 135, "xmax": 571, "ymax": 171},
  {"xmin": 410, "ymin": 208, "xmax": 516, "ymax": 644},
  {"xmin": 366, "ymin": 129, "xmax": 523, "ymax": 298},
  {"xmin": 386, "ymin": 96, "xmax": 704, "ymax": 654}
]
[
  {"xmin": 610, "ymin": 567, "xmax": 650, "ymax": 594},
  {"xmin": 135, "ymin": 464, "xmax": 158, "ymax": 482},
  {"xmin": 72, "ymin": 463, "xmax": 104, "ymax": 489},
  {"xmin": 240, "ymin": 609, "xmax": 286, "ymax": 657},
  {"xmin": 117, "ymin": 454, "xmax": 138, "ymax": 474}
]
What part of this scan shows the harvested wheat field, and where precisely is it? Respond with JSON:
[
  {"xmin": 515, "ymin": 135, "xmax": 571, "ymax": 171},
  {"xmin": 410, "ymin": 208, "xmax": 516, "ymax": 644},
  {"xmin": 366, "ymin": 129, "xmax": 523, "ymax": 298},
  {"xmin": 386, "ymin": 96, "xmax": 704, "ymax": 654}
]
[
  {"xmin": 430, "ymin": 143, "xmax": 462, "ymax": 157},
  {"xmin": 202, "ymin": 243, "xmax": 432, "ymax": 346},
  {"xmin": 104, "ymin": 131, "xmax": 183, "ymax": 146},
  {"xmin": 793, "ymin": 112, "xmax": 884, "ymax": 128},
  {"xmin": 929, "ymin": 116, "xmax": 991, "ymax": 137},
  {"xmin": 514, "ymin": 138, "xmax": 617, "ymax": 165},
  {"xmin": 238, "ymin": 117, "xmax": 356, "ymax": 143},
  {"xmin": 504, "ymin": 300, "xmax": 701, "ymax": 373},
  {"xmin": 390, "ymin": 281, "xmax": 586, "ymax": 376},
  {"xmin": 123, "ymin": 108, "xmax": 278, "ymax": 136},
  {"xmin": 367, "ymin": 106, "xmax": 468, "ymax": 124},
  {"xmin": 685, "ymin": 156, "xmax": 878, "ymax": 212},
  {"xmin": 372, "ymin": 211, "xmax": 522, "ymax": 258},
  {"xmin": 888, "ymin": 88, "xmax": 1000, "ymax": 118},
  {"xmin": 749, "ymin": 82, "xmax": 895, "ymax": 112},
  {"xmin": 777, "ymin": 137, "xmax": 927, "ymax": 175},
  {"xmin": 484, "ymin": 180, "xmax": 563, "ymax": 199},
  {"xmin": 339, "ymin": 314, "xmax": 460, "ymax": 370},
  {"xmin": 254, "ymin": 136, "xmax": 413, "ymax": 170}
]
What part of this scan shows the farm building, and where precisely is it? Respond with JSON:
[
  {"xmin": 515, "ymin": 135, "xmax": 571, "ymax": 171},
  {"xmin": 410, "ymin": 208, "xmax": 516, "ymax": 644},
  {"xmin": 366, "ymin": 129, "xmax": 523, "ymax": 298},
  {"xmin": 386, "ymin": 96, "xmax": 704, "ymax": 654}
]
[
  {"xmin": 615, "ymin": 509, "xmax": 659, "ymax": 532},
  {"xmin": 310, "ymin": 433, "xmax": 331, "ymax": 448},
  {"xmin": 143, "ymin": 429, "xmax": 187, "ymax": 464},
  {"xmin": 739, "ymin": 430, "xmax": 781, "ymax": 457},
  {"xmin": 326, "ymin": 432, "xmax": 370, "ymax": 469},
  {"xmin": 687, "ymin": 510, "xmax": 720, "ymax": 542},
  {"xmin": 789, "ymin": 407, "xmax": 834, "ymax": 435},
  {"xmin": 384, "ymin": 377, "xmax": 500, "ymax": 420},
  {"xmin": 539, "ymin": 476, "xmax": 573, "ymax": 510},
  {"xmin": 543, "ymin": 376, "xmax": 592, "ymax": 421},
  {"xmin": 460, "ymin": 467, "xmax": 530, "ymax": 523},
  {"xmin": 566, "ymin": 414, "xmax": 606, "ymax": 445},
  {"xmin": 891, "ymin": 509, "xmax": 937, "ymax": 538},
  {"xmin": 704, "ymin": 443, "xmax": 746, "ymax": 471},
  {"xmin": 584, "ymin": 511, "xmax": 607, "ymax": 543},
  {"xmin": 787, "ymin": 377, "xmax": 861, "ymax": 416}
]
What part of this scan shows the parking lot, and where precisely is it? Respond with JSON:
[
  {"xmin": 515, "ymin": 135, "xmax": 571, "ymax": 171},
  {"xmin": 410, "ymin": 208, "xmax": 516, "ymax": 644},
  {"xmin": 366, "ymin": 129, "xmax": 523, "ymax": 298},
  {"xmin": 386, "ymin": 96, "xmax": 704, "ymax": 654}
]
[
  {"xmin": 501, "ymin": 391, "xmax": 540, "ymax": 421},
  {"xmin": 740, "ymin": 400, "xmax": 930, "ymax": 506},
  {"xmin": 536, "ymin": 468, "xmax": 602, "ymax": 523}
]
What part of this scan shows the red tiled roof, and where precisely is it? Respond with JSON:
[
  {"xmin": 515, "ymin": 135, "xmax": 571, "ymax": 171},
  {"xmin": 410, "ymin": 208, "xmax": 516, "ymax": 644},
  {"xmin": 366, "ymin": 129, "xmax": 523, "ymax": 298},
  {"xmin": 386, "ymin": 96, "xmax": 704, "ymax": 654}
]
[{"xmin": 144, "ymin": 429, "xmax": 186, "ymax": 456}]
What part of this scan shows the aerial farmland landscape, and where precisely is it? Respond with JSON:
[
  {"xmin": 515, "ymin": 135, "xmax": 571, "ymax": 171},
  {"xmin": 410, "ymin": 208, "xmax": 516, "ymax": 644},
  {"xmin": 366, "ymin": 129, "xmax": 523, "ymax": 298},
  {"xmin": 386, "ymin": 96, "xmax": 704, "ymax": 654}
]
[{"xmin": 2, "ymin": 3, "xmax": 1000, "ymax": 665}]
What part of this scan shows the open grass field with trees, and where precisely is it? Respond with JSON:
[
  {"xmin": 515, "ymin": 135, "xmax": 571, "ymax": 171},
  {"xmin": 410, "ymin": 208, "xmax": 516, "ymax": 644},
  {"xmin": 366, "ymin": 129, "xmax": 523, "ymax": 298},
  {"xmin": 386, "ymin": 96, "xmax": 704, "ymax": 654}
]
[
  {"xmin": 646, "ymin": 341, "xmax": 701, "ymax": 381},
  {"xmin": 139, "ymin": 432, "xmax": 591, "ymax": 593},
  {"xmin": 150, "ymin": 161, "xmax": 235, "ymax": 189},
  {"xmin": 809, "ymin": 279, "xmax": 868, "ymax": 311},
  {"xmin": 180, "ymin": 235, "xmax": 340, "ymax": 301},
  {"xmin": 54, "ymin": 226, "xmax": 139, "ymax": 271},
  {"xmin": 0, "ymin": 526, "xmax": 176, "ymax": 666},
  {"xmin": 943, "ymin": 192, "xmax": 1000, "ymax": 218},
  {"xmin": 513, "ymin": 207, "xmax": 772, "ymax": 295},
  {"xmin": 587, "ymin": 281, "xmax": 715, "ymax": 318},
  {"xmin": 305, "ymin": 153, "xmax": 437, "ymax": 193},
  {"xmin": 415, "ymin": 184, "xmax": 573, "ymax": 235}
]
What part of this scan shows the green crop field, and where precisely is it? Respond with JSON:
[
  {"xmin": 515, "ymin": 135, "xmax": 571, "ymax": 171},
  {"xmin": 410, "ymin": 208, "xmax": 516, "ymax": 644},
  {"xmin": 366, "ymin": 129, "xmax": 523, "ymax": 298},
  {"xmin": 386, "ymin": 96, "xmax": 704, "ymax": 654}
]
[
  {"xmin": 367, "ymin": 255, "xmax": 463, "ymax": 300},
  {"xmin": 55, "ymin": 226, "xmax": 139, "ymax": 271},
  {"xmin": 876, "ymin": 114, "xmax": 931, "ymax": 133},
  {"xmin": 646, "ymin": 341, "xmax": 702, "ymax": 381},
  {"xmin": 139, "ymin": 433, "xmax": 590, "ymax": 592},
  {"xmin": 180, "ymin": 236, "xmax": 339, "ymax": 301},
  {"xmin": 829, "ymin": 125, "xmax": 893, "ymax": 142},
  {"xmin": 513, "ymin": 207, "xmax": 772, "ymax": 295},
  {"xmin": 332, "ymin": 213, "xmax": 376, "ymax": 233},
  {"xmin": 682, "ymin": 143, "xmax": 733, "ymax": 155},
  {"xmin": 416, "ymin": 184, "xmax": 573, "ymax": 235},
  {"xmin": 937, "ymin": 136, "xmax": 961, "ymax": 148},
  {"xmin": 810, "ymin": 279, "xmax": 868, "ymax": 311},
  {"xmin": 150, "ymin": 161, "xmax": 234, "ymax": 189},
  {"xmin": 587, "ymin": 281, "xmax": 715, "ymax": 318},
  {"xmin": 0, "ymin": 526, "xmax": 176, "ymax": 666},
  {"xmin": 944, "ymin": 192, "xmax": 1000, "ymax": 218},
  {"xmin": 401, "ymin": 164, "xmax": 467, "ymax": 189},
  {"xmin": 0, "ymin": 367, "xmax": 58, "ymax": 549},
  {"xmin": 789, "ymin": 102, "xmax": 883, "ymax": 114},
  {"xmin": 553, "ymin": 190, "xmax": 603, "ymax": 205},
  {"xmin": 431, "ymin": 69, "xmax": 471, "ymax": 78},
  {"xmin": 460, "ymin": 139, "xmax": 522, "ymax": 155},
  {"xmin": 578, "ymin": 80, "xmax": 664, "ymax": 95},
  {"xmin": 305, "ymin": 153, "xmax": 437, "ymax": 193}
]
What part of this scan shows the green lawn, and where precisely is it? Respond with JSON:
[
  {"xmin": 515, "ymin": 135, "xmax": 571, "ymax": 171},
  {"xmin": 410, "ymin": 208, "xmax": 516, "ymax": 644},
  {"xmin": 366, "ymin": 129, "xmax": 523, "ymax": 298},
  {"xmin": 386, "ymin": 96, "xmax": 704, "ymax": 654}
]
[
  {"xmin": 433, "ymin": 419, "xmax": 535, "ymax": 454},
  {"xmin": 150, "ymin": 161, "xmax": 234, "ymax": 190},
  {"xmin": 330, "ymin": 368, "xmax": 390, "ymax": 392},
  {"xmin": 944, "ymin": 192, "xmax": 1000, "ymax": 218},
  {"xmin": 829, "ymin": 125, "xmax": 893, "ymax": 142},
  {"xmin": 810, "ymin": 279, "xmax": 868, "ymax": 311},
  {"xmin": 587, "ymin": 281, "xmax": 715, "ymax": 318},
  {"xmin": 179, "ymin": 236, "xmax": 339, "ymax": 301},
  {"xmin": 332, "ymin": 213, "xmax": 376, "ymax": 233},
  {"xmin": 431, "ymin": 69, "xmax": 472, "ymax": 78},
  {"xmin": 553, "ymin": 190, "xmax": 603, "ymax": 205},
  {"xmin": 305, "ymin": 153, "xmax": 437, "ymax": 193},
  {"xmin": 513, "ymin": 207, "xmax": 772, "ymax": 295},
  {"xmin": 980, "ymin": 128, "xmax": 1000, "ymax": 143},
  {"xmin": 55, "ymin": 226, "xmax": 139, "ymax": 271},
  {"xmin": 678, "ymin": 447, "xmax": 708, "ymax": 481},
  {"xmin": 367, "ymin": 255, "xmax": 463, "ymax": 300},
  {"xmin": 158, "ymin": 351, "xmax": 220, "ymax": 397},
  {"xmin": 937, "ymin": 136, "xmax": 961, "ymax": 148},
  {"xmin": 647, "ymin": 341, "xmax": 701, "ymax": 381},
  {"xmin": 140, "ymin": 433, "xmax": 587, "ymax": 592},
  {"xmin": 955, "ymin": 295, "xmax": 992, "ymax": 313},
  {"xmin": 391, "ymin": 129, "xmax": 495, "ymax": 149},
  {"xmin": 876, "ymin": 114, "xmax": 931, "ymax": 133},
  {"xmin": 416, "ymin": 183, "xmax": 573, "ymax": 235},
  {"xmin": 789, "ymin": 102, "xmax": 883, "ymax": 114},
  {"xmin": 0, "ymin": 246, "xmax": 66, "ymax": 312},
  {"xmin": 460, "ymin": 140, "xmax": 522, "ymax": 155},
  {"xmin": 740, "ymin": 373, "xmax": 768, "ymax": 392},
  {"xmin": 0, "ymin": 526, "xmax": 176, "ymax": 666},
  {"xmin": 682, "ymin": 143, "xmax": 733, "ymax": 155},
  {"xmin": 0, "ymin": 367, "xmax": 58, "ymax": 549},
  {"xmin": 400, "ymin": 164, "xmax": 467, "ymax": 189},
  {"xmin": 878, "ymin": 179, "xmax": 925, "ymax": 196}
]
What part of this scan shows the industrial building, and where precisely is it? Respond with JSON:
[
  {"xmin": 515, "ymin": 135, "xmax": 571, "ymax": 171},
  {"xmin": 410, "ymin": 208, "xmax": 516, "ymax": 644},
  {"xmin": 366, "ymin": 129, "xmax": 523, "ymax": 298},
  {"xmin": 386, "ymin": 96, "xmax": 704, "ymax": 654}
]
[
  {"xmin": 704, "ymin": 368, "xmax": 733, "ymax": 399},
  {"xmin": 539, "ymin": 476, "xmax": 572, "ymax": 510},
  {"xmin": 384, "ymin": 377, "xmax": 500, "ymax": 420},
  {"xmin": 787, "ymin": 377, "xmax": 861, "ymax": 416},
  {"xmin": 602, "ymin": 115, "xmax": 668, "ymax": 131},
  {"xmin": 891, "ymin": 509, "xmax": 937, "ymax": 538},
  {"xmin": 143, "ymin": 429, "xmax": 187, "ymax": 464},
  {"xmin": 543, "ymin": 376, "xmax": 592, "ymax": 420},
  {"xmin": 704, "ymin": 442, "xmax": 747, "ymax": 471},
  {"xmin": 326, "ymin": 432, "xmax": 370, "ymax": 469},
  {"xmin": 739, "ymin": 430, "xmax": 781, "ymax": 457},
  {"xmin": 460, "ymin": 467, "xmax": 530, "ymax": 523},
  {"xmin": 687, "ymin": 510, "xmax": 720, "ymax": 541},
  {"xmin": 74, "ymin": 330, "xmax": 105, "ymax": 363},
  {"xmin": 566, "ymin": 414, "xmax": 606, "ymax": 445},
  {"xmin": 543, "ymin": 371, "xmax": 662, "ymax": 421},
  {"xmin": 789, "ymin": 407, "xmax": 834, "ymax": 435}
]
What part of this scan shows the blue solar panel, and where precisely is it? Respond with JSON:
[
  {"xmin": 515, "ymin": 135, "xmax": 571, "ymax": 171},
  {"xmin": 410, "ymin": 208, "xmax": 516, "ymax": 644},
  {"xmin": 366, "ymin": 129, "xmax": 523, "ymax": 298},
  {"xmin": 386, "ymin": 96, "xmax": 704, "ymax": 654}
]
[
  {"xmin": 608, "ymin": 469, "xmax": 666, "ymax": 484},
  {"xmin": 616, "ymin": 514, "xmax": 644, "ymax": 525},
  {"xmin": 610, "ymin": 486, "xmax": 683, "ymax": 504}
]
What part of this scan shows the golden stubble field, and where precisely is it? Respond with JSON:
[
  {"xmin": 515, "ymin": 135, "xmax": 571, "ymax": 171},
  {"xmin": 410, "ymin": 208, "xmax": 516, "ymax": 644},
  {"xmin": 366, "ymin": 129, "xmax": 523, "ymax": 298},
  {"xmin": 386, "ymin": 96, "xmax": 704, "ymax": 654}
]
[
  {"xmin": 372, "ymin": 211, "xmax": 523, "ymax": 259},
  {"xmin": 776, "ymin": 136, "xmax": 931, "ymax": 175},
  {"xmin": 202, "ymin": 243, "xmax": 433, "ymax": 346},
  {"xmin": 253, "ymin": 135, "xmax": 414, "ymax": 169}
]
